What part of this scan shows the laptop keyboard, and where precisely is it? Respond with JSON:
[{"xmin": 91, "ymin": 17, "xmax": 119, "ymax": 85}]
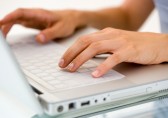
[{"xmin": 10, "ymin": 38, "xmax": 125, "ymax": 92}]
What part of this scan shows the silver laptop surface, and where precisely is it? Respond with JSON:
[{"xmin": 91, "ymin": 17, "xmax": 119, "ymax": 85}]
[{"xmin": 1, "ymin": 27, "xmax": 168, "ymax": 117}]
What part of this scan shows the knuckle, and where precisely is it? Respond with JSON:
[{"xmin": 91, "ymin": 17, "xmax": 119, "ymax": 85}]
[
  {"xmin": 103, "ymin": 27, "xmax": 123, "ymax": 36},
  {"xmin": 78, "ymin": 35, "xmax": 93, "ymax": 45},
  {"xmin": 127, "ymin": 43, "xmax": 136, "ymax": 51},
  {"xmin": 113, "ymin": 29, "xmax": 122, "ymax": 36},
  {"xmin": 15, "ymin": 8, "xmax": 25, "ymax": 17},
  {"xmin": 102, "ymin": 27, "xmax": 113, "ymax": 32},
  {"xmin": 90, "ymin": 42, "xmax": 103, "ymax": 50},
  {"xmin": 118, "ymin": 34, "xmax": 129, "ymax": 45}
]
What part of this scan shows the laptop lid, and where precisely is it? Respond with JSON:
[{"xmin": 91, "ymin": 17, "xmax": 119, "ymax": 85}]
[{"xmin": 0, "ymin": 31, "xmax": 43, "ymax": 116}]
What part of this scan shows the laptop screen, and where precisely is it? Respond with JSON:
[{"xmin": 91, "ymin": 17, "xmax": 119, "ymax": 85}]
[{"xmin": 0, "ymin": 31, "xmax": 43, "ymax": 116}]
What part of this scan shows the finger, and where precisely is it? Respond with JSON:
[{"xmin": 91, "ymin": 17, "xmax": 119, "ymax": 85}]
[
  {"xmin": 59, "ymin": 32, "xmax": 109, "ymax": 68},
  {"xmin": 1, "ymin": 9, "xmax": 37, "ymax": 24},
  {"xmin": 92, "ymin": 53, "xmax": 124, "ymax": 78},
  {"xmin": 65, "ymin": 43, "xmax": 100, "ymax": 72},
  {"xmin": 36, "ymin": 22, "xmax": 69, "ymax": 43},
  {"xmin": 1, "ymin": 8, "xmax": 55, "ymax": 26},
  {"xmin": 1, "ymin": 9, "xmax": 26, "ymax": 24},
  {"xmin": 65, "ymin": 39, "xmax": 120, "ymax": 72},
  {"xmin": 59, "ymin": 35, "xmax": 95, "ymax": 68},
  {"xmin": 1, "ymin": 23, "xmax": 14, "ymax": 37}
]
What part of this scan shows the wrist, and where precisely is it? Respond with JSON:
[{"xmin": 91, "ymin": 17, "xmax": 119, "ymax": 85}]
[{"xmin": 76, "ymin": 10, "xmax": 96, "ymax": 27}]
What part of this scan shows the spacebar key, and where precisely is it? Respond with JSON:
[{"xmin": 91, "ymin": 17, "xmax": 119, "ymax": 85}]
[{"xmin": 23, "ymin": 69, "xmax": 55, "ymax": 91}]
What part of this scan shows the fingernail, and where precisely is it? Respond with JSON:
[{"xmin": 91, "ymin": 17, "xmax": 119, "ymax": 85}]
[
  {"xmin": 1, "ymin": 26, "xmax": 4, "ymax": 31},
  {"xmin": 92, "ymin": 70, "xmax": 100, "ymax": 78},
  {"xmin": 38, "ymin": 34, "xmax": 46, "ymax": 43},
  {"xmin": 59, "ymin": 58, "xmax": 64, "ymax": 67},
  {"xmin": 67, "ymin": 63, "xmax": 74, "ymax": 71}
]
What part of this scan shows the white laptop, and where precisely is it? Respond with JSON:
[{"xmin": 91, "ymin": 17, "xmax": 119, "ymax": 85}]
[{"xmin": 1, "ymin": 27, "xmax": 168, "ymax": 118}]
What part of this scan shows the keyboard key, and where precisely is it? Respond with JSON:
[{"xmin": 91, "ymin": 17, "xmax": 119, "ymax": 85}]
[
  {"xmin": 82, "ymin": 61, "xmax": 97, "ymax": 68},
  {"xmin": 55, "ymin": 84, "xmax": 67, "ymax": 89},
  {"xmin": 45, "ymin": 60, "xmax": 56, "ymax": 64},
  {"xmin": 56, "ymin": 76, "xmax": 72, "ymax": 81},
  {"xmin": 30, "ymin": 69, "xmax": 42, "ymax": 74},
  {"xmin": 36, "ymin": 73, "xmax": 49, "ymax": 78},
  {"xmin": 28, "ymin": 60, "xmax": 39, "ymax": 64},
  {"xmin": 23, "ymin": 69, "xmax": 55, "ymax": 91},
  {"xmin": 88, "ymin": 67, "xmax": 96, "ymax": 71},
  {"xmin": 34, "ymin": 63, "xmax": 46, "ymax": 67},
  {"xmin": 20, "ymin": 62, "xmax": 30, "ymax": 66},
  {"xmin": 46, "ymin": 69, "xmax": 58, "ymax": 73},
  {"xmin": 48, "ymin": 79, "xmax": 61, "ymax": 85},
  {"xmin": 41, "ymin": 76, "xmax": 55, "ymax": 81},
  {"xmin": 39, "ymin": 66, "xmax": 51, "ymax": 71},
  {"xmin": 77, "ymin": 68, "xmax": 90, "ymax": 73},
  {"xmin": 64, "ymin": 80, "xmax": 80, "ymax": 86},
  {"xmin": 11, "ymin": 39, "xmax": 125, "ymax": 92},
  {"xmin": 25, "ymin": 66, "xmax": 37, "ymax": 70},
  {"xmin": 51, "ymin": 72, "xmax": 63, "ymax": 77}
]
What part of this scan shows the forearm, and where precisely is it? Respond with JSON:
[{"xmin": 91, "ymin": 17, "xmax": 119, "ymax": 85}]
[
  {"xmin": 78, "ymin": 0, "xmax": 154, "ymax": 31},
  {"xmin": 79, "ymin": 7, "xmax": 129, "ymax": 30}
]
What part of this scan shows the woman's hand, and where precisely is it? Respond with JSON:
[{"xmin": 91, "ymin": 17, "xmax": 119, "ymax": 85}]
[
  {"xmin": 59, "ymin": 28, "xmax": 168, "ymax": 78},
  {"xmin": 0, "ymin": 8, "xmax": 86, "ymax": 43}
]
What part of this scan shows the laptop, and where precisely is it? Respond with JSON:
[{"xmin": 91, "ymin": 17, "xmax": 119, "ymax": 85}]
[{"xmin": 1, "ymin": 27, "xmax": 168, "ymax": 118}]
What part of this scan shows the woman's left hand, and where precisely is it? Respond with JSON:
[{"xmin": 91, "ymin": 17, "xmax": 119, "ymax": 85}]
[{"xmin": 58, "ymin": 28, "xmax": 168, "ymax": 78}]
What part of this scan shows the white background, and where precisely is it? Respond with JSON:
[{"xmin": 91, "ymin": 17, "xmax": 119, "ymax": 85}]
[{"xmin": 0, "ymin": 0, "xmax": 160, "ymax": 34}]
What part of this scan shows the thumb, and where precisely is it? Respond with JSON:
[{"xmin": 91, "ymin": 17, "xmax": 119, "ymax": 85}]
[
  {"xmin": 92, "ymin": 53, "xmax": 124, "ymax": 78},
  {"xmin": 36, "ymin": 22, "xmax": 64, "ymax": 43}
]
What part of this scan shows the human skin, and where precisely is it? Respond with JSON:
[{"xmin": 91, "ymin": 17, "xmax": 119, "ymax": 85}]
[
  {"xmin": 1, "ymin": 0, "xmax": 168, "ymax": 78},
  {"xmin": 0, "ymin": 0, "xmax": 154, "ymax": 42},
  {"xmin": 0, "ymin": 9, "xmax": 86, "ymax": 43},
  {"xmin": 59, "ymin": 28, "xmax": 168, "ymax": 78}
]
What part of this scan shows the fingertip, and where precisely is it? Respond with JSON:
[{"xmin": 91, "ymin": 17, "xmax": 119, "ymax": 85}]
[
  {"xmin": 58, "ymin": 58, "xmax": 65, "ymax": 68},
  {"xmin": 91, "ymin": 70, "xmax": 101, "ymax": 78},
  {"xmin": 66, "ymin": 63, "xmax": 76, "ymax": 72},
  {"xmin": 36, "ymin": 33, "xmax": 47, "ymax": 44}
]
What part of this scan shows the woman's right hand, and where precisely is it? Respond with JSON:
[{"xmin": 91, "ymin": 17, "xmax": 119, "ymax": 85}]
[{"xmin": 0, "ymin": 8, "xmax": 87, "ymax": 43}]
